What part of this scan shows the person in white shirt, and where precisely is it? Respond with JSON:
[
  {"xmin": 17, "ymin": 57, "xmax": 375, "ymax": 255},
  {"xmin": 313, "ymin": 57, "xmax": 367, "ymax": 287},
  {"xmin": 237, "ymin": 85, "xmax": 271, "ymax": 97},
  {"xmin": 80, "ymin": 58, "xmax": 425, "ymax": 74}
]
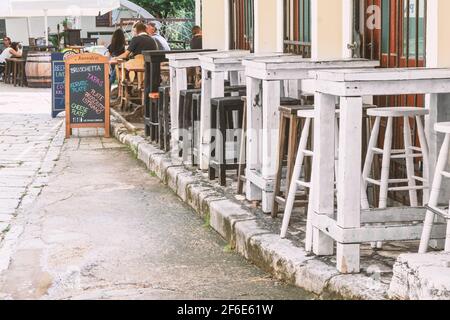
[
  {"xmin": 147, "ymin": 22, "xmax": 171, "ymax": 51},
  {"xmin": 0, "ymin": 37, "xmax": 22, "ymax": 79}
]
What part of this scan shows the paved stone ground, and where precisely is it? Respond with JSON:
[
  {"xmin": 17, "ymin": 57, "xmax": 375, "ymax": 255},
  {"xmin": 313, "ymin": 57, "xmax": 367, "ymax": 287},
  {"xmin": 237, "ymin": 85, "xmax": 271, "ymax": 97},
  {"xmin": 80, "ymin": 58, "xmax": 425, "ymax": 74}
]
[
  {"xmin": 0, "ymin": 86, "xmax": 64, "ymax": 269},
  {"xmin": 0, "ymin": 85, "xmax": 312, "ymax": 300}
]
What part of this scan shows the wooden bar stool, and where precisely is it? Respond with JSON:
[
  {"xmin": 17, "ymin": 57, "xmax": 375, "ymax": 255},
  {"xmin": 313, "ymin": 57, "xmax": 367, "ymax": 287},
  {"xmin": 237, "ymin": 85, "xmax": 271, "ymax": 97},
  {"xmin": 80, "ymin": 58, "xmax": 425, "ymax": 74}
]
[
  {"xmin": 191, "ymin": 86, "xmax": 247, "ymax": 167},
  {"xmin": 419, "ymin": 122, "xmax": 450, "ymax": 253},
  {"xmin": 15, "ymin": 59, "xmax": 26, "ymax": 87},
  {"xmin": 281, "ymin": 109, "xmax": 340, "ymax": 252},
  {"xmin": 145, "ymin": 92, "xmax": 160, "ymax": 144},
  {"xmin": 237, "ymin": 97, "xmax": 302, "ymax": 196},
  {"xmin": 178, "ymin": 89, "xmax": 201, "ymax": 160},
  {"xmin": 4, "ymin": 59, "xmax": 13, "ymax": 84},
  {"xmin": 361, "ymin": 107, "xmax": 430, "ymax": 209},
  {"xmin": 209, "ymin": 96, "xmax": 245, "ymax": 186},
  {"xmin": 158, "ymin": 86, "xmax": 171, "ymax": 152},
  {"xmin": 362, "ymin": 107, "xmax": 430, "ymax": 249},
  {"xmin": 272, "ymin": 105, "xmax": 313, "ymax": 217}
]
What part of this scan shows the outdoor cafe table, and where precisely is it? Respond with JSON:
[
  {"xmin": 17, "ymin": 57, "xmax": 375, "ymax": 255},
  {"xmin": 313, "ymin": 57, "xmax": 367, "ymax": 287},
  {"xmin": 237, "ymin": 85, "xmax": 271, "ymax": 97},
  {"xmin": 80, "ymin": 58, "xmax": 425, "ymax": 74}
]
[
  {"xmin": 197, "ymin": 50, "xmax": 250, "ymax": 170},
  {"xmin": 310, "ymin": 67, "xmax": 450, "ymax": 274},
  {"xmin": 198, "ymin": 51, "xmax": 293, "ymax": 170},
  {"xmin": 242, "ymin": 57, "xmax": 379, "ymax": 213},
  {"xmin": 166, "ymin": 50, "xmax": 217, "ymax": 157}
]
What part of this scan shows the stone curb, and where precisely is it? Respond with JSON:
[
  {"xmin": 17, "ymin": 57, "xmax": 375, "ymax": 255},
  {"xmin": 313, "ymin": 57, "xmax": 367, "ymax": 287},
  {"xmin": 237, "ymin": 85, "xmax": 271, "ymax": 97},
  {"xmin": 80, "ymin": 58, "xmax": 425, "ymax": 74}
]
[{"xmin": 110, "ymin": 120, "xmax": 389, "ymax": 300}]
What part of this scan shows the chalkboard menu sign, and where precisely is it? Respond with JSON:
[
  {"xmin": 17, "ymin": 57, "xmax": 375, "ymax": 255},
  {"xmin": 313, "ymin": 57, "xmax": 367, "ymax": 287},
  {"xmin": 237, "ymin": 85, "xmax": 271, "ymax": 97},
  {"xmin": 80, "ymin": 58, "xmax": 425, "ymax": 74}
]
[
  {"xmin": 51, "ymin": 51, "xmax": 77, "ymax": 118},
  {"xmin": 65, "ymin": 53, "xmax": 110, "ymax": 138}
]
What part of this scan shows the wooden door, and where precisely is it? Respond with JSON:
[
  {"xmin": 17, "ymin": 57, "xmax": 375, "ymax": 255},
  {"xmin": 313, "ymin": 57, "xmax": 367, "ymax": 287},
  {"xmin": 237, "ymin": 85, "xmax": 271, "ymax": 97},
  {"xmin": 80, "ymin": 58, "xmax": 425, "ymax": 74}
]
[
  {"xmin": 355, "ymin": 0, "xmax": 427, "ymax": 204},
  {"xmin": 230, "ymin": 0, "xmax": 255, "ymax": 52},
  {"xmin": 283, "ymin": 0, "xmax": 311, "ymax": 57}
]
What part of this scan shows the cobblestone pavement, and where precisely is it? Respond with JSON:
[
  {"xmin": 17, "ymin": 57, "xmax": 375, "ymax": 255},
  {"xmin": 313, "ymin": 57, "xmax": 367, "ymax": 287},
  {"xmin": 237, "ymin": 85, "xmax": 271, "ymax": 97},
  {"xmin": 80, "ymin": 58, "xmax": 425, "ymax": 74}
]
[
  {"xmin": 0, "ymin": 86, "xmax": 312, "ymax": 300},
  {"xmin": 0, "ymin": 86, "xmax": 64, "ymax": 269}
]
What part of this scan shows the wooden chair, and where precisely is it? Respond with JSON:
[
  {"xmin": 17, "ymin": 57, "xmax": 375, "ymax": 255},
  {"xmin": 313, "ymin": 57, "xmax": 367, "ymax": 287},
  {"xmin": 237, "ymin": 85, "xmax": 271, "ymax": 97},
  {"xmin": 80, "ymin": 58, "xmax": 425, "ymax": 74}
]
[{"xmin": 119, "ymin": 55, "xmax": 145, "ymax": 112}]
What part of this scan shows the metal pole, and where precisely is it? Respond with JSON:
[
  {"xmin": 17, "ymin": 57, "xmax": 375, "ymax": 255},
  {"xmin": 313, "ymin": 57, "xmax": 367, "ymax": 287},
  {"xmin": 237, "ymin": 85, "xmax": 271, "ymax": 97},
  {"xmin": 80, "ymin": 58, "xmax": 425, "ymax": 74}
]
[{"xmin": 44, "ymin": 9, "xmax": 49, "ymax": 46}]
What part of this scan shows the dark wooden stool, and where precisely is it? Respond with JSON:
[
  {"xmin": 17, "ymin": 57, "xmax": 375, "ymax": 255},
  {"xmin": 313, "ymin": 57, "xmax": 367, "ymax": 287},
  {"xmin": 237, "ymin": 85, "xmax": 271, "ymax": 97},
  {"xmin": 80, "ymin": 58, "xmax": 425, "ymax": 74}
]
[
  {"xmin": 145, "ymin": 92, "xmax": 160, "ymax": 144},
  {"xmin": 178, "ymin": 88, "xmax": 201, "ymax": 159},
  {"xmin": 272, "ymin": 105, "xmax": 313, "ymax": 217},
  {"xmin": 13, "ymin": 59, "xmax": 26, "ymax": 87},
  {"xmin": 158, "ymin": 86, "xmax": 171, "ymax": 151},
  {"xmin": 191, "ymin": 85, "xmax": 247, "ymax": 167},
  {"xmin": 209, "ymin": 96, "xmax": 245, "ymax": 186},
  {"xmin": 4, "ymin": 59, "xmax": 14, "ymax": 84}
]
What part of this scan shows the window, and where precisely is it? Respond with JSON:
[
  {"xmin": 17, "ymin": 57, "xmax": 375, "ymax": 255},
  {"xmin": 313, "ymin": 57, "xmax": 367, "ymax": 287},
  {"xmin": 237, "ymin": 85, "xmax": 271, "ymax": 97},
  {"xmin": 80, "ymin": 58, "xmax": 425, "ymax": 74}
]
[
  {"xmin": 0, "ymin": 19, "xmax": 6, "ymax": 39},
  {"xmin": 229, "ymin": 0, "xmax": 254, "ymax": 51},
  {"xmin": 283, "ymin": 0, "xmax": 311, "ymax": 57}
]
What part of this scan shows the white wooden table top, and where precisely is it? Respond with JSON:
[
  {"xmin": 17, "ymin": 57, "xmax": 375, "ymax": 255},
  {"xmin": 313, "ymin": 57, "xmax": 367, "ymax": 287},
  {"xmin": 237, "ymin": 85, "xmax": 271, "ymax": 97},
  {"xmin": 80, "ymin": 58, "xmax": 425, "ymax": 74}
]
[
  {"xmin": 243, "ymin": 57, "xmax": 379, "ymax": 70},
  {"xmin": 313, "ymin": 67, "xmax": 450, "ymax": 82}
]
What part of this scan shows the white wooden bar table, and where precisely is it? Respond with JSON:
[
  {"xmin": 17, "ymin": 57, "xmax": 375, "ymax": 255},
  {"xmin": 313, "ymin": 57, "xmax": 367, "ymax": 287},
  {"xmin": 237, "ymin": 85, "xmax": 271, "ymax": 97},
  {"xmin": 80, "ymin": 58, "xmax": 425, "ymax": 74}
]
[
  {"xmin": 198, "ymin": 51, "xmax": 288, "ymax": 170},
  {"xmin": 242, "ymin": 57, "xmax": 379, "ymax": 213},
  {"xmin": 311, "ymin": 68, "xmax": 450, "ymax": 274},
  {"xmin": 167, "ymin": 51, "xmax": 215, "ymax": 158}
]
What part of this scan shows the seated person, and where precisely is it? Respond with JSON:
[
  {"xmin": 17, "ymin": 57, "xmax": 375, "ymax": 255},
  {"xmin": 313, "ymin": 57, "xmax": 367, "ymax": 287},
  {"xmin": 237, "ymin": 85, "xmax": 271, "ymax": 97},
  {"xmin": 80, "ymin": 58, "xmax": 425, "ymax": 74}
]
[
  {"xmin": 190, "ymin": 26, "xmax": 203, "ymax": 50},
  {"xmin": 147, "ymin": 22, "xmax": 171, "ymax": 51},
  {"xmin": 112, "ymin": 22, "xmax": 158, "ymax": 61},
  {"xmin": 0, "ymin": 37, "xmax": 22, "ymax": 79}
]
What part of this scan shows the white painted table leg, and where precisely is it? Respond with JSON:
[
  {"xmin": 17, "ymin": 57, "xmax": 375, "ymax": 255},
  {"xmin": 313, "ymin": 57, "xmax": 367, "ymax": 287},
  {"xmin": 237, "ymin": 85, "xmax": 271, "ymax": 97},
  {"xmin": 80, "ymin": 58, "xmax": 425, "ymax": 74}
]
[
  {"xmin": 246, "ymin": 76, "xmax": 262, "ymax": 201},
  {"xmin": 200, "ymin": 70, "xmax": 225, "ymax": 170},
  {"xmin": 199, "ymin": 69, "xmax": 211, "ymax": 170},
  {"xmin": 169, "ymin": 66, "xmax": 178, "ymax": 156},
  {"xmin": 261, "ymin": 80, "xmax": 281, "ymax": 213},
  {"xmin": 171, "ymin": 67, "xmax": 187, "ymax": 158},
  {"xmin": 336, "ymin": 97, "xmax": 363, "ymax": 274},
  {"xmin": 312, "ymin": 93, "xmax": 336, "ymax": 256}
]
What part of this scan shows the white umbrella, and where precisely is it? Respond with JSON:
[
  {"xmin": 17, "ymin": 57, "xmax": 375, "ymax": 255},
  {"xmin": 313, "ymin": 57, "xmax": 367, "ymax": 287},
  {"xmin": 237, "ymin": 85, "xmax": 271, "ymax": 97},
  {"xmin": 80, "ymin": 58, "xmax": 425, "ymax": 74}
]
[{"xmin": 0, "ymin": 0, "xmax": 121, "ymax": 45}]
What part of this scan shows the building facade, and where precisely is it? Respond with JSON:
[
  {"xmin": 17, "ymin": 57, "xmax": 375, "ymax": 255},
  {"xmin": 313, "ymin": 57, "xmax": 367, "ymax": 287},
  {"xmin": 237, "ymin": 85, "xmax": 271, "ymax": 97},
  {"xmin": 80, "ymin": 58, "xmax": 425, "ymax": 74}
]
[{"xmin": 198, "ymin": 0, "xmax": 449, "ymax": 70}]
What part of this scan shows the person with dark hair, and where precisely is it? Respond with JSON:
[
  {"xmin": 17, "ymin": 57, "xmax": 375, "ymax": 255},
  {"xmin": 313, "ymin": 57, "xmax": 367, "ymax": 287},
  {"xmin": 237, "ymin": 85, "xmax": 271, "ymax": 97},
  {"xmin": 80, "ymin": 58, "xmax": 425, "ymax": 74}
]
[
  {"xmin": 107, "ymin": 29, "xmax": 127, "ymax": 85},
  {"xmin": 108, "ymin": 29, "xmax": 126, "ymax": 58},
  {"xmin": 113, "ymin": 22, "xmax": 158, "ymax": 61},
  {"xmin": 190, "ymin": 26, "xmax": 203, "ymax": 49}
]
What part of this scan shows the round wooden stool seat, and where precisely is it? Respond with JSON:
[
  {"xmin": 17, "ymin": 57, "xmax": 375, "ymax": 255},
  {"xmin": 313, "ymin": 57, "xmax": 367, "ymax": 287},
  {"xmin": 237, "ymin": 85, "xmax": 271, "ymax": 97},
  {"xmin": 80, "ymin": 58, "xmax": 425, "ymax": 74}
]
[
  {"xmin": 149, "ymin": 92, "xmax": 160, "ymax": 99},
  {"xmin": 367, "ymin": 107, "xmax": 429, "ymax": 117},
  {"xmin": 435, "ymin": 122, "xmax": 450, "ymax": 134}
]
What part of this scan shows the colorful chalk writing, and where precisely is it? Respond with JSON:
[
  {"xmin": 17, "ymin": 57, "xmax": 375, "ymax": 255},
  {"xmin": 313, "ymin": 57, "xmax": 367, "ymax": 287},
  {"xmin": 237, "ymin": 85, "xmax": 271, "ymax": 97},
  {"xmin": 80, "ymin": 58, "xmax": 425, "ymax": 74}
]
[
  {"xmin": 71, "ymin": 103, "xmax": 89, "ymax": 117},
  {"xmin": 82, "ymin": 89, "xmax": 105, "ymax": 115},
  {"xmin": 70, "ymin": 80, "xmax": 88, "ymax": 93},
  {"xmin": 87, "ymin": 73, "xmax": 104, "ymax": 87}
]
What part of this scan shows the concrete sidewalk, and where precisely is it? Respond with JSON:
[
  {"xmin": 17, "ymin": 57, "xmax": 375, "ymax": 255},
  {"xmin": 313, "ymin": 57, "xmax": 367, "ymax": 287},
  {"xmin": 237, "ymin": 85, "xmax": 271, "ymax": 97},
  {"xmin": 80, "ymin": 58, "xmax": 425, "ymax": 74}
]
[
  {"xmin": 0, "ymin": 131, "xmax": 312, "ymax": 300},
  {"xmin": 111, "ymin": 118, "xmax": 450, "ymax": 300}
]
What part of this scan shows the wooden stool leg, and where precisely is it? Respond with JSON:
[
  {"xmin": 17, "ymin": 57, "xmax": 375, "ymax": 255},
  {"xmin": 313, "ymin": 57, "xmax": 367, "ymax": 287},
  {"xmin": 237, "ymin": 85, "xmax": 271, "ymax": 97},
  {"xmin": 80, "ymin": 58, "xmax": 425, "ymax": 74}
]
[
  {"xmin": 419, "ymin": 133, "xmax": 450, "ymax": 253},
  {"xmin": 403, "ymin": 116, "xmax": 419, "ymax": 207},
  {"xmin": 272, "ymin": 114, "xmax": 288, "ymax": 217},
  {"xmin": 287, "ymin": 114, "xmax": 300, "ymax": 196},
  {"xmin": 379, "ymin": 117, "xmax": 393, "ymax": 209},
  {"xmin": 361, "ymin": 117, "xmax": 381, "ymax": 209},
  {"xmin": 375, "ymin": 116, "xmax": 393, "ymax": 249},
  {"xmin": 237, "ymin": 103, "xmax": 247, "ymax": 195},
  {"xmin": 416, "ymin": 115, "xmax": 430, "ymax": 204},
  {"xmin": 281, "ymin": 118, "xmax": 311, "ymax": 238}
]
